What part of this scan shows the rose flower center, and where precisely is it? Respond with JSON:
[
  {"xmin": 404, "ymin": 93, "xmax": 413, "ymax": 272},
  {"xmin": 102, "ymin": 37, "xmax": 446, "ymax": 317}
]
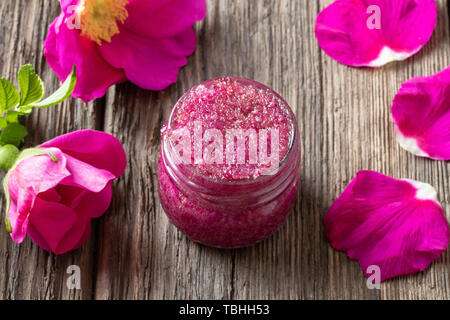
[{"xmin": 78, "ymin": 0, "xmax": 129, "ymax": 45}]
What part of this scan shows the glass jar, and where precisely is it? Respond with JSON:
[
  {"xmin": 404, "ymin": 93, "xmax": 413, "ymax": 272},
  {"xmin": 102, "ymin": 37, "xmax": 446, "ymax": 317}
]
[{"xmin": 157, "ymin": 77, "xmax": 301, "ymax": 248}]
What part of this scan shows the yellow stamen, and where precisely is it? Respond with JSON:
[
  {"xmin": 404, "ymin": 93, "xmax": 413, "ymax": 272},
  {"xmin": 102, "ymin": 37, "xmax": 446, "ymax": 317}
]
[{"xmin": 79, "ymin": 0, "xmax": 129, "ymax": 45}]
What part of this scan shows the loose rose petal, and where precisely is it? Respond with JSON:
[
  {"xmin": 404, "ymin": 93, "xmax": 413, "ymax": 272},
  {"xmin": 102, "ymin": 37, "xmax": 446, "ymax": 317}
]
[
  {"xmin": 40, "ymin": 129, "xmax": 127, "ymax": 178},
  {"xmin": 315, "ymin": 0, "xmax": 437, "ymax": 67},
  {"xmin": 324, "ymin": 171, "xmax": 449, "ymax": 281},
  {"xmin": 392, "ymin": 67, "xmax": 450, "ymax": 160}
]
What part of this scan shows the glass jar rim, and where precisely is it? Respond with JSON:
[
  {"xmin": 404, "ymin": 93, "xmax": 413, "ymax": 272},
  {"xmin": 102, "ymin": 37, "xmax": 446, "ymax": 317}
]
[{"xmin": 165, "ymin": 76, "xmax": 299, "ymax": 188}]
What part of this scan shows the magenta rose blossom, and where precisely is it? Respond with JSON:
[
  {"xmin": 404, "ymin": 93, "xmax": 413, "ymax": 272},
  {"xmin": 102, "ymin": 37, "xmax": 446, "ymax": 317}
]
[
  {"xmin": 44, "ymin": 0, "xmax": 207, "ymax": 102},
  {"xmin": 6, "ymin": 130, "xmax": 126, "ymax": 254}
]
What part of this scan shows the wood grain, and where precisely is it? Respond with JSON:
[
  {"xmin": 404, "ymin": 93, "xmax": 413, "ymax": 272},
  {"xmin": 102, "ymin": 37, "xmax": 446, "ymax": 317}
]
[
  {"xmin": 0, "ymin": 0, "xmax": 449, "ymax": 300},
  {"xmin": 0, "ymin": 0, "xmax": 102, "ymax": 299}
]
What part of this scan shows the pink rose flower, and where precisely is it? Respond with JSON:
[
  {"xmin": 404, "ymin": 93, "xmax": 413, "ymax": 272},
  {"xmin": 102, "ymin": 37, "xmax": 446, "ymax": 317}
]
[
  {"xmin": 44, "ymin": 0, "xmax": 207, "ymax": 102},
  {"xmin": 6, "ymin": 130, "xmax": 126, "ymax": 254}
]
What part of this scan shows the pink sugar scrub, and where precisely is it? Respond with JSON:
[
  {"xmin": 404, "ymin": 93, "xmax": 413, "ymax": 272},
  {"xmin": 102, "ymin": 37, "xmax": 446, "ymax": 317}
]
[{"xmin": 158, "ymin": 77, "xmax": 301, "ymax": 248}]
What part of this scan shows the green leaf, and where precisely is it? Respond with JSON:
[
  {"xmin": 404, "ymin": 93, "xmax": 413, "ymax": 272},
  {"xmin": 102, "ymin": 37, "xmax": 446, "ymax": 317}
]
[
  {"xmin": 28, "ymin": 65, "xmax": 76, "ymax": 109},
  {"xmin": 5, "ymin": 110, "xmax": 20, "ymax": 123},
  {"xmin": 0, "ymin": 118, "xmax": 7, "ymax": 129},
  {"xmin": 18, "ymin": 64, "xmax": 44, "ymax": 106},
  {"xmin": 0, "ymin": 144, "xmax": 19, "ymax": 171},
  {"xmin": 0, "ymin": 123, "xmax": 27, "ymax": 147},
  {"xmin": 0, "ymin": 79, "xmax": 19, "ymax": 111}
]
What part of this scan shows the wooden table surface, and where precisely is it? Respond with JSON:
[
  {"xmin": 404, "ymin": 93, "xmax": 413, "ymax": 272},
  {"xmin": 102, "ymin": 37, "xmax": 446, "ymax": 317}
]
[{"xmin": 0, "ymin": 0, "xmax": 449, "ymax": 300}]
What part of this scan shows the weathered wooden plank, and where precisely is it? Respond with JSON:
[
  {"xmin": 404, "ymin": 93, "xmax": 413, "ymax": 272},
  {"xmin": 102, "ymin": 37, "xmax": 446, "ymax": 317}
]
[
  {"xmin": 319, "ymin": 0, "xmax": 450, "ymax": 300},
  {"xmin": 1, "ymin": 0, "xmax": 449, "ymax": 300},
  {"xmin": 97, "ymin": 84, "xmax": 234, "ymax": 299},
  {"xmin": 0, "ymin": 0, "xmax": 101, "ymax": 299},
  {"xmin": 223, "ymin": 0, "xmax": 352, "ymax": 300},
  {"xmin": 379, "ymin": 0, "xmax": 450, "ymax": 299},
  {"xmin": 97, "ymin": 0, "xmax": 450, "ymax": 300}
]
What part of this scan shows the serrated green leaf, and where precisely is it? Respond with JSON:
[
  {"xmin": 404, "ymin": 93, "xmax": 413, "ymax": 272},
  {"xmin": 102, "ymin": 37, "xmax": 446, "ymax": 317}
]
[
  {"xmin": 29, "ymin": 65, "xmax": 76, "ymax": 109},
  {"xmin": 0, "ymin": 123, "xmax": 27, "ymax": 147},
  {"xmin": 18, "ymin": 64, "xmax": 44, "ymax": 106},
  {"xmin": 0, "ymin": 78, "xmax": 19, "ymax": 111}
]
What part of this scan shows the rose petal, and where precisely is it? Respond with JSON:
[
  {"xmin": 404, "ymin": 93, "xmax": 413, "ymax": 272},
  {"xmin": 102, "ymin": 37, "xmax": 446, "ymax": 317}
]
[
  {"xmin": 72, "ymin": 220, "xmax": 92, "ymax": 251},
  {"xmin": 315, "ymin": 0, "xmax": 437, "ymax": 67},
  {"xmin": 123, "ymin": 0, "xmax": 207, "ymax": 38},
  {"xmin": 54, "ymin": 215, "xmax": 91, "ymax": 255},
  {"xmin": 75, "ymin": 182, "xmax": 113, "ymax": 218},
  {"xmin": 44, "ymin": 16, "xmax": 126, "ymax": 102},
  {"xmin": 40, "ymin": 130, "xmax": 127, "ymax": 178},
  {"xmin": 324, "ymin": 171, "xmax": 449, "ymax": 281},
  {"xmin": 10, "ymin": 148, "xmax": 69, "ymax": 194},
  {"xmin": 38, "ymin": 188, "xmax": 63, "ymax": 203},
  {"xmin": 60, "ymin": 0, "xmax": 78, "ymax": 13},
  {"xmin": 59, "ymin": 153, "xmax": 116, "ymax": 192},
  {"xmin": 99, "ymin": 26, "xmax": 197, "ymax": 90},
  {"xmin": 392, "ymin": 67, "xmax": 450, "ymax": 160},
  {"xmin": 26, "ymin": 197, "xmax": 90, "ymax": 255},
  {"xmin": 54, "ymin": 184, "xmax": 87, "ymax": 208},
  {"xmin": 7, "ymin": 148, "xmax": 70, "ymax": 243},
  {"xmin": 45, "ymin": 0, "xmax": 205, "ymax": 99}
]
